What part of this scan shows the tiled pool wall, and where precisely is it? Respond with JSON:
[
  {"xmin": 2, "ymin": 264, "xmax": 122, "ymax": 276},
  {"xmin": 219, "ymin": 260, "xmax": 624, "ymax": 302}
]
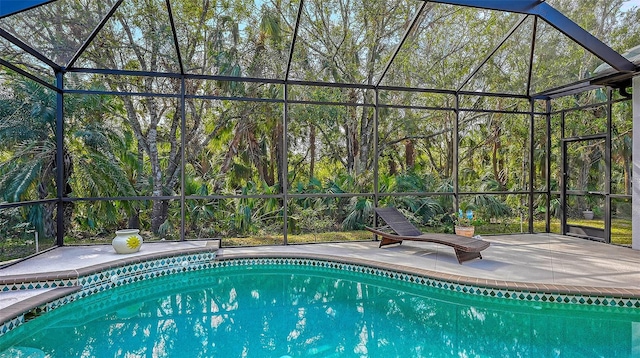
[
  {"xmin": 0, "ymin": 251, "xmax": 218, "ymax": 336},
  {"xmin": 2, "ymin": 254, "xmax": 639, "ymax": 337},
  {"xmin": 217, "ymin": 257, "xmax": 640, "ymax": 308},
  {"xmin": 77, "ymin": 252, "xmax": 217, "ymax": 298}
]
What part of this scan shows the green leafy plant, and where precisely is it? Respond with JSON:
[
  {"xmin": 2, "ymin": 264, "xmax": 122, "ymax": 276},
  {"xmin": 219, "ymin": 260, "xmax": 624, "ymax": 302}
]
[{"xmin": 453, "ymin": 209, "xmax": 474, "ymax": 227}]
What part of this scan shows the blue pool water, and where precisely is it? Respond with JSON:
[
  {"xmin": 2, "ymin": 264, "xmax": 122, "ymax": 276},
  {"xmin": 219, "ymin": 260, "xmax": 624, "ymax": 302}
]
[{"xmin": 1, "ymin": 263, "xmax": 639, "ymax": 357}]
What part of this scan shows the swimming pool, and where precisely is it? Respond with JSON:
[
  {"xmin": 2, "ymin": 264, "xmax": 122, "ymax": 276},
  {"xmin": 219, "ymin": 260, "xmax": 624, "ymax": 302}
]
[{"xmin": 1, "ymin": 260, "xmax": 639, "ymax": 357}]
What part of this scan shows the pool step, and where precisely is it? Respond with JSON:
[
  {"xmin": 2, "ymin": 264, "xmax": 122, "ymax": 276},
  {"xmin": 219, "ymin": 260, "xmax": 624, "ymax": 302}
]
[{"xmin": 0, "ymin": 286, "xmax": 81, "ymax": 334}]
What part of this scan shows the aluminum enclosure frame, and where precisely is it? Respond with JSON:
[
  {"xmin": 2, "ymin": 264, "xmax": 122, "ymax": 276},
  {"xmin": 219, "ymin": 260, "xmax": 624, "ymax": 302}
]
[{"xmin": 0, "ymin": 0, "xmax": 637, "ymax": 249}]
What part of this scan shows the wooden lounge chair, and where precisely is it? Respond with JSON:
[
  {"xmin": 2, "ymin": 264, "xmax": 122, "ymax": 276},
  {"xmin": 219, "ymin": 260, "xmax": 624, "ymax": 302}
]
[{"xmin": 365, "ymin": 207, "xmax": 490, "ymax": 264}]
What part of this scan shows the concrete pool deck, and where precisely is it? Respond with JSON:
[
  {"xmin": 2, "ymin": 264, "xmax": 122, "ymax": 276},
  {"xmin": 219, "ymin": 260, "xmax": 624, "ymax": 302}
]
[{"xmin": 2, "ymin": 233, "xmax": 640, "ymax": 322}]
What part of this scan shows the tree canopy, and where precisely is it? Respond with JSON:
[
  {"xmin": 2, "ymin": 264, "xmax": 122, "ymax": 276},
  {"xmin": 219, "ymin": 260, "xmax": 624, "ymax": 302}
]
[{"xmin": 0, "ymin": 0, "xmax": 637, "ymax": 258}]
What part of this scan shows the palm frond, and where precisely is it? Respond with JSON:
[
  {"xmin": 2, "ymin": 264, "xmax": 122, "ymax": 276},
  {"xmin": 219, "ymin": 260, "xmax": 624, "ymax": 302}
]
[
  {"xmin": 0, "ymin": 159, "xmax": 42, "ymax": 202},
  {"xmin": 342, "ymin": 197, "xmax": 373, "ymax": 230}
]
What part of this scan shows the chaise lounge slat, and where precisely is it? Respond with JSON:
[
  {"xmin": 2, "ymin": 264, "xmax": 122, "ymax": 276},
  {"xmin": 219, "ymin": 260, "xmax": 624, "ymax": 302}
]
[{"xmin": 366, "ymin": 207, "xmax": 490, "ymax": 264}]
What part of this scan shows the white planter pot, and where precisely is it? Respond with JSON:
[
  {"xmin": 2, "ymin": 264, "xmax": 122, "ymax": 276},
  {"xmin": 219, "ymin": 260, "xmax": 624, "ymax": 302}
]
[{"xmin": 112, "ymin": 229, "xmax": 143, "ymax": 254}]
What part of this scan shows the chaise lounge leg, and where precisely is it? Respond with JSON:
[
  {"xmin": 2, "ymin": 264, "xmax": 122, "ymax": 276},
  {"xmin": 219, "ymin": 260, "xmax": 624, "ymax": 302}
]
[
  {"xmin": 379, "ymin": 237, "xmax": 403, "ymax": 247},
  {"xmin": 454, "ymin": 250, "xmax": 482, "ymax": 264}
]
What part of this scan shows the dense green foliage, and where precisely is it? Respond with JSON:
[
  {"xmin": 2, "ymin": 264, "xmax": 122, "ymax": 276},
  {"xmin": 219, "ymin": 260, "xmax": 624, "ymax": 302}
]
[{"xmin": 0, "ymin": 0, "xmax": 637, "ymax": 260}]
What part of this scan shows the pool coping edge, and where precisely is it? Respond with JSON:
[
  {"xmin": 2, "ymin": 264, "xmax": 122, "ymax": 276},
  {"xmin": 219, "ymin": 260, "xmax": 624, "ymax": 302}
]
[{"xmin": 2, "ymin": 247, "xmax": 639, "ymax": 338}]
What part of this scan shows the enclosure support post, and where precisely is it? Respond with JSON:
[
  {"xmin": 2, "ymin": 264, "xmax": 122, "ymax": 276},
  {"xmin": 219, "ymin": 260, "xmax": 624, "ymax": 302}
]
[
  {"xmin": 283, "ymin": 84, "xmax": 289, "ymax": 245},
  {"xmin": 180, "ymin": 77, "xmax": 186, "ymax": 241},
  {"xmin": 55, "ymin": 71, "xmax": 64, "ymax": 246},
  {"xmin": 632, "ymin": 75, "xmax": 640, "ymax": 250},
  {"xmin": 560, "ymin": 112, "xmax": 567, "ymax": 235},
  {"xmin": 453, "ymin": 94, "xmax": 459, "ymax": 212},
  {"xmin": 373, "ymin": 88, "xmax": 379, "ymax": 231},
  {"xmin": 545, "ymin": 99, "xmax": 551, "ymax": 233},
  {"xmin": 604, "ymin": 87, "xmax": 612, "ymax": 244},
  {"xmin": 528, "ymin": 98, "xmax": 535, "ymax": 233}
]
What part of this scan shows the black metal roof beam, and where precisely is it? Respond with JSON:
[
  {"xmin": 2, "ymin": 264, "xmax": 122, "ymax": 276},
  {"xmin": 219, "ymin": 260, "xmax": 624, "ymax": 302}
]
[
  {"xmin": 67, "ymin": 0, "xmax": 124, "ymax": 69},
  {"xmin": 0, "ymin": 28, "xmax": 61, "ymax": 72},
  {"xmin": 377, "ymin": 85, "xmax": 456, "ymax": 95},
  {"xmin": 66, "ymin": 67, "xmax": 184, "ymax": 78},
  {"xmin": 0, "ymin": 0, "xmax": 55, "ymax": 19},
  {"xmin": 288, "ymin": 79, "xmax": 375, "ymax": 90},
  {"xmin": 427, "ymin": 0, "xmax": 635, "ymax": 72},
  {"xmin": 456, "ymin": 14, "xmax": 529, "ymax": 92},
  {"xmin": 457, "ymin": 89, "xmax": 530, "ymax": 99},
  {"xmin": 533, "ymin": 69, "xmax": 638, "ymax": 99},
  {"xmin": 525, "ymin": 16, "xmax": 538, "ymax": 97},
  {"xmin": 66, "ymin": 67, "xmax": 286, "ymax": 84},
  {"xmin": 165, "ymin": 0, "xmax": 184, "ymax": 75},
  {"xmin": 285, "ymin": 0, "xmax": 305, "ymax": 80},
  {"xmin": 530, "ymin": 79, "xmax": 599, "ymax": 99},
  {"xmin": 426, "ymin": 0, "xmax": 544, "ymax": 13},
  {"xmin": 533, "ymin": 3, "xmax": 634, "ymax": 72},
  {"xmin": 0, "ymin": 57, "xmax": 59, "ymax": 92},
  {"xmin": 65, "ymin": 89, "xmax": 182, "ymax": 98},
  {"xmin": 376, "ymin": 1, "xmax": 429, "ymax": 87},
  {"xmin": 66, "ymin": 66, "xmax": 534, "ymax": 99},
  {"xmin": 377, "ymin": 84, "xmax": 531, "ymax": 99}
]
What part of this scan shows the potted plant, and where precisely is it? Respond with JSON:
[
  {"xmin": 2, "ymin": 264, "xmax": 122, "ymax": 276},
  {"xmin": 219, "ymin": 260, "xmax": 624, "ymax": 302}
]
[
  {"xmin": 582, "ymin": 195, "xmax": 595, "ymax": 220},
  {"xmin": 454, "ymin": 205, "xmax": 475, "ymax": 237}
]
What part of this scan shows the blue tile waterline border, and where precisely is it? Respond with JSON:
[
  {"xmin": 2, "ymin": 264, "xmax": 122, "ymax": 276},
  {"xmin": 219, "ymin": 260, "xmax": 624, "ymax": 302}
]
[
  {"xmin": 214, "ymin": 256, "xmax": 640, "ymax": 308},
  {"xmin": 0, "ymin": 250, "xmax": 218, "ymax": 336},
  {"xmin": 2, "ymin": 252, "xmax": 639, "ymax": 337}
]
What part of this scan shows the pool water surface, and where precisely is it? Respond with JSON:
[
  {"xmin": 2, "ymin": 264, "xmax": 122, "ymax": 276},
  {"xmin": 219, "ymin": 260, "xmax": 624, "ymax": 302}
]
[{"xmin": 1, "ymin": 264, "xmax": 639, "ymax": 357}]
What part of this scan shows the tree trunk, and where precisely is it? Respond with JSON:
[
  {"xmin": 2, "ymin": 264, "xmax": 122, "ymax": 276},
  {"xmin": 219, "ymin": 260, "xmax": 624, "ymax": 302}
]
[
  {"xmin": 39, "ymin": 184, "xmax": 56, "ymax": 239},
  {"xmin": 127, "ymin": 210, "xmax": 140, "ymax": 229},
  {"xmin": 275, "ymin": 119, "xmax": 284, "ymax": 193},
  {"xmin": 309, "ymin": 124, "xmax": 316, "ymax": 179},
  {"xmin": 578, "ymin": 154, "xmax": 591, "ymax": 209},
  {"xmin": 62, "ymin": 150, "xmax": 74, "ymax": 236},
  {"xmin": 345, "ymin": 91, "xmax": 359, "ymax": 175},
  {"xmin": 425, "ymin": 139, "xmax": 440, "ymax": 176},
  {"xmin": 42, "ymin": 149, "xmax": 74, "ymax": 239},
  {"xmin": 492, "ymin": 125, "xmax": 506, "ymax": 187},
  {"xmin": 405, "ymin": 140, "xmax": 415, "ymax": 169},
  {"xmin": 388, "ymin": 157, "xmax": 397, "ymax": 176},
  {"xmin": 624, "ymin": 156, "xmax": 631, "ymax": 195},
  {"xmin": 446, "ymin": 134, "xmax": 453, "ymax": 179},
  {"xmin": 358, "ymin": 94, "xmax": 374, "ymax": 173}
]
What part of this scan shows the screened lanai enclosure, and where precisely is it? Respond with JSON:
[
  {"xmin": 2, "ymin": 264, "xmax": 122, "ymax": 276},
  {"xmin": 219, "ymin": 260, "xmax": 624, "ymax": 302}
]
[{"xmin": 0, "ymin": 0, "xmax": 639, "ymax": 263}]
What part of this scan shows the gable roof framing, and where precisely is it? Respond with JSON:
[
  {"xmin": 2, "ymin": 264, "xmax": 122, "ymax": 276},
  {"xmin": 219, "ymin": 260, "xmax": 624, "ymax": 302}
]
[
  {"xmin": 428, "ymin": 0, "xmax": 635, "ymax": 72},
  {"xmin": 0, "ymin": 0, "xmax": 637, "ymax": 98},
  {"xmin": 0, "ymin": 0, "xmax": 55, "ymax": 19}
]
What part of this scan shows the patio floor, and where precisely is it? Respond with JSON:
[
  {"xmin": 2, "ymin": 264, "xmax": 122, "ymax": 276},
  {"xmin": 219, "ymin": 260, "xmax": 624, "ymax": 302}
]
[{"xmin": 2, "ymin": 233, "xmax": 640, "ymax": 314}]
